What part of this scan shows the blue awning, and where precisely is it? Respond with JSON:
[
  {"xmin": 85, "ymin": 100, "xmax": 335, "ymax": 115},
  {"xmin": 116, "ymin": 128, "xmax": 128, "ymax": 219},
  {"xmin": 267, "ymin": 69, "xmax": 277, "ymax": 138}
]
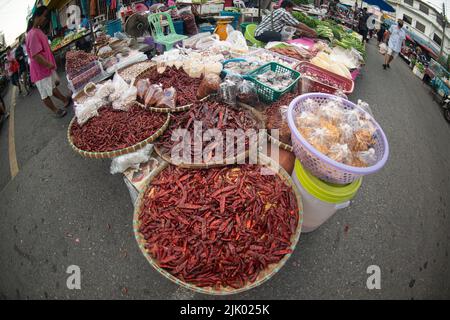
[{"xmin": 362, "ymin": 0, "xmax": 396, "ymax": 12}]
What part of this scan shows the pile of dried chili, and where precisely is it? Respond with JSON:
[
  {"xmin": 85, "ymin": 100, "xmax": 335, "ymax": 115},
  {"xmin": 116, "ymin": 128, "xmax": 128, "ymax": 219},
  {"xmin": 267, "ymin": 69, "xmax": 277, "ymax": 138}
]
[
  {"xmin": 71, "ymin": 102, "xmax": 167, "ymax": 152},
  {"xmin": 154, "ymin": 99, "xmax": 261, "ymax": 164},
  {"xmin": 135, "ymin": 67, "xmax": 202, "ymax": 106},
  {"xmin": 138, "ymin": 164, "xmax": 299, "ymax": 289}
]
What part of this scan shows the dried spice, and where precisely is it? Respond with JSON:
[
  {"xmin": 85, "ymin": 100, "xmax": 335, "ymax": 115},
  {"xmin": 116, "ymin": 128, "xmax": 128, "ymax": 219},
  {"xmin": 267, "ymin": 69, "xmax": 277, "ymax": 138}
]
[
  {"xmin": 138, "ymin": 164, "xmax": 299, "ymax": 289},
  {"xmin": 155, "ymin": 99, "xmax": 261, "ymax": 164},
  {"xmin": 71, "ymin": 102, "xmax": 167, "ymax": 152},
  {"xmin": 66, "ymin": 50, "xmax": 98, "ymax": 79},
  {"xmin": 263, "ymin": 92, "xmax": 298, "ymax": 145}
]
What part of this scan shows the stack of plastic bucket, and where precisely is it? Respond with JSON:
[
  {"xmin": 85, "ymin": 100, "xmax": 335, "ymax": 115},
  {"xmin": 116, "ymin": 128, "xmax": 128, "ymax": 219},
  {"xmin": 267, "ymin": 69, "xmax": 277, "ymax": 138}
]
[
  {"xmin": 285, "ymin": 93, "xmax": 389, "ymax": 232},
  {"xmin": 291, "ymin": 160, "xmax": 362, "ymax": 232}
]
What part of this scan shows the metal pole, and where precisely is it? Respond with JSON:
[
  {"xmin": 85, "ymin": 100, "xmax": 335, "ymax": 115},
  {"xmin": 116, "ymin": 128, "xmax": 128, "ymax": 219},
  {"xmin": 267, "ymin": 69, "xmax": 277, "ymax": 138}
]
[{"xmin": 438, "ymin": 3, "xmax": 446, "ymax": 60}]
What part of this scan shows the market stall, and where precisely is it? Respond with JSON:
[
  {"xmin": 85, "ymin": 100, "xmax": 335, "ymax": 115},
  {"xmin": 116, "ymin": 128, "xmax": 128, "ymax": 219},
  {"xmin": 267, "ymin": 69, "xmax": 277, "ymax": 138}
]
[{"xmin": 63, "ymin": 4, "xmax": 389, "ymax": 295}]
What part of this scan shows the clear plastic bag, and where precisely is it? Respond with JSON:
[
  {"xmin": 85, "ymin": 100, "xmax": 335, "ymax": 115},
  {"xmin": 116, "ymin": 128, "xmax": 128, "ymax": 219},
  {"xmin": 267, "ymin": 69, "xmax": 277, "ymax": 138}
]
[
  {"xmin": 145, "ymin": 84, "xmax": 164, "ymax": 107},
  {"xmin": 319, "ymin": 101, "xmax": 345, "ymax": 124},
  {"xmin": 295, "ymin": 111, "xmax": 320, "ymax": 128},
  {"xmin": 136, "ymin": 79, "xmax": 150, "ymax": 100},
  {"xmin": 113, "ymin": 85, "xmax": 137, "ymax": 111},
  {"xmin": 75, "ymin": 98, "xmax": 104, "ymax": 125},
  {"xmin": 339, "ymin": 123, "xmax": 354, "ymax": 143},
  {"xmin": 327, "ymin": 143, "xmax": 352, "ymax": 164},
  {"xmin": 357, "ymin": 148, "xmax": 377, "ymax": 167},
  {"xmin": 156, "ymin": 87, "xmax": 177, "ymax": 109},
  {"xmin": 197, "ymin": 74, "xmax": 221, "ymax": 99},
  {"xmin": 237, "ymin": 80, "xmax": 259, "ymax": 105},
  {"xmin": 357, "ymin": 99, "xmax": 374, "ymax": 117},
  {"xmin": 110, "ymin": 144, "xmax": 154, "ymax": 174}
]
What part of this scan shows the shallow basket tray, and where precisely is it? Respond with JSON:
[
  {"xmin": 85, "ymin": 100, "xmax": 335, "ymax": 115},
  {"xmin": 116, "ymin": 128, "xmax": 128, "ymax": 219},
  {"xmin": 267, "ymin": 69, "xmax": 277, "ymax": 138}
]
[
  {"xmin": 287, "ymin": 93, "xmax": 389, "ymax": 184},
  {"xmin": 117, "ymin": 60, "xmax": 156, "ymax": 84},
  {"xmin": 67, "ymin": 104, "xmax": 170, "ymax": 159},
  {"xmin": 132, "ymin": 153, "xmax": 304, "ymax": 295},
  {"xmin": 154, "ymin": 102, "xmax": 266, "ymax": 169}
]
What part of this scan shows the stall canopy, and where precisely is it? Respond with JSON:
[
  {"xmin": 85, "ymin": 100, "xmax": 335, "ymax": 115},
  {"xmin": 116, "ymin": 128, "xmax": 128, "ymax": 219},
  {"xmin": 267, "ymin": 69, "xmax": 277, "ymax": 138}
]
[{"xmin": 362, "ymin": 0, "xmax": 395, "ymax": 12}]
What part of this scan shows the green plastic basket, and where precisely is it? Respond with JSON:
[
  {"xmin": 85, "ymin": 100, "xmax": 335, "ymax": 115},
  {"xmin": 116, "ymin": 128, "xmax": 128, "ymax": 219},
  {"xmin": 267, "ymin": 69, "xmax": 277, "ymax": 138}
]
[{"xmin": 245, "ymin": 62, "xmax": 301, "ymax": 103}]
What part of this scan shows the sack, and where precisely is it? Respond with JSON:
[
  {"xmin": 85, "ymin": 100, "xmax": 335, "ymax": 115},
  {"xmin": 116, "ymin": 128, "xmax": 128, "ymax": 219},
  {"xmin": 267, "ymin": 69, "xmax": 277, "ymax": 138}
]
[{"xmin": 379, "ymin": 43, "xmax": 387, "ymax": 55}]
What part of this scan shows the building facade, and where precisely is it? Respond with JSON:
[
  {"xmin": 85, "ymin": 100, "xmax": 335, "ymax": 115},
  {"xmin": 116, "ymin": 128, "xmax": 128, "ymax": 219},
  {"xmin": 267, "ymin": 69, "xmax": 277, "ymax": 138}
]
[{"xmin": 386, "ymin": 0, "xmax": 449, "ymax": 56}]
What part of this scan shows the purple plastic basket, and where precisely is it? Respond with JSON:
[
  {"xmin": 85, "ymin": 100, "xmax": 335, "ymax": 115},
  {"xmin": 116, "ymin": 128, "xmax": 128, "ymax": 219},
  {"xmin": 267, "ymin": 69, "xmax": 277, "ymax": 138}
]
[{"xmin": 287, "ymin": 93, "xmax": 389, "ymax": 184}]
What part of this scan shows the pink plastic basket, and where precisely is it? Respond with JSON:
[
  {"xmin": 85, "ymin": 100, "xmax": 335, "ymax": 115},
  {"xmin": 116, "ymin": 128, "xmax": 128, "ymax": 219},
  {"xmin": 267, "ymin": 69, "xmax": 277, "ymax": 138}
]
[
  {"xmin": 297, "ymin": 62, "xmax": 354, "ymax": 95},
  {"xmin": 287, "ymin": 93, "xmax": 389, "ymax": 184}
]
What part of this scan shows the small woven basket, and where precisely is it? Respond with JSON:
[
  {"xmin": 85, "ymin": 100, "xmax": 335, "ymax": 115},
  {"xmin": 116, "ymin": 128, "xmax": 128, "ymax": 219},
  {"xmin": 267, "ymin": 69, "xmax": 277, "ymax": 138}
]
[
  {"xmin": 133, "ymin": 153, "xmax": 304, "ymax": 295},
  {"xmin": 67, "ymin": 106, "xmax": 170, "ymax": 159}
]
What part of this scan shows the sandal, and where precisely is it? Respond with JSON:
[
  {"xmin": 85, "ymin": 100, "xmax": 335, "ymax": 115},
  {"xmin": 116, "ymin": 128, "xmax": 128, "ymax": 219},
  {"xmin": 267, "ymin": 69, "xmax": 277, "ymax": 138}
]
[{"xmin": 54, "ymin": 109, "xmax": 67, "ymax": 118}]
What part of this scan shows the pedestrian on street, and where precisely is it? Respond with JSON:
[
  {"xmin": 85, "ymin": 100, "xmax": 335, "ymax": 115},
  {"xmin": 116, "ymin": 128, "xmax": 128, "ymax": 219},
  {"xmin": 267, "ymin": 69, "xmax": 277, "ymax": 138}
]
[
  {"xmin": 358, "ymin": 8, "xmax": 369, "ymax": 43},
  {"xmin": 6, "ymin": 48, "xmax": 22, "ymax": 95},
  {"xmin": 383, "ymin": 19, "xmax": 406, "ymax": 70},
  {"xmin": 26, "ymin": 6, "xmax": 72, "ymax": 118}
]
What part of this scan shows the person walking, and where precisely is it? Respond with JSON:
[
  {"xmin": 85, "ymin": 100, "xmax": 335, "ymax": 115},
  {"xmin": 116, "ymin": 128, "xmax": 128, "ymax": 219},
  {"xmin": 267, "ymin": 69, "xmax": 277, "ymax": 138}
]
[
  {"xmin": 26, "ymin": 6, "xmax": 72, "ymax": 118},
  {"xmin": 6, "ymin": 48, "xmax": 22, "ymax": 95},
  {"xmin": 383, "ymin": 19, "xmax": 406, "ymax": 70},
  {"xmin": 358, "ymin": 8, "xmax": 369, "ymax": 43},
  {"xmin": 15, "ymin": 41, "xmax": 31, "ymax": 96}
]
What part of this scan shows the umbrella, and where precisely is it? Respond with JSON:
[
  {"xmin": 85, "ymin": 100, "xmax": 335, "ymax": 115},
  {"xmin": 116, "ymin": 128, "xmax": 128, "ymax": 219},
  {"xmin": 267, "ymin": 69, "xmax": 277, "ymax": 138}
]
[{"xmin": 361, "ymin": 0, "xmax": 395, "ymax": 12}]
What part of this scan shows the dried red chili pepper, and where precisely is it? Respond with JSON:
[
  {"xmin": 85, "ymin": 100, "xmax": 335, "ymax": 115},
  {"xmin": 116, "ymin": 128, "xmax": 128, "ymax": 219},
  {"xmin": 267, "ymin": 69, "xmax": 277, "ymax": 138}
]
[
  {"xmin": 71, "ymin": 103, "xmax": 167, "ymax": 152},
  {"xmin": 138, "ymin": 164, "xmax": 299, "ymax": 290}
]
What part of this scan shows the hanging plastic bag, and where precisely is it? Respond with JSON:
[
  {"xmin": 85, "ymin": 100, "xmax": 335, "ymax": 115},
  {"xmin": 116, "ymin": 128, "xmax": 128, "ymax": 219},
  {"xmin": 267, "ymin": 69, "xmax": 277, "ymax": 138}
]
[
  {"xmin": 197, "ymin": 74, "xmax": 221, "ymax": 99},
  {"xmin": 113, "ymin": 85, "xmax": 137, "ymax": 111},
  {"xmin": 136, "ymin": 79, "xmax": 150, "ymax": 100},
  {"xmin": 237, "ymin": 80, "xmax": 259, "ymax": 105},
  {"xmin": 75, "ymin": 98, "xmax": 104, "ymax": 125},
  {"xmin": 379, "ymin": 43, "xmax": 387, "ymax": 55},
  {"xmin": 156, "ymin": 87, "xmax": 177, "ymax": 109}
]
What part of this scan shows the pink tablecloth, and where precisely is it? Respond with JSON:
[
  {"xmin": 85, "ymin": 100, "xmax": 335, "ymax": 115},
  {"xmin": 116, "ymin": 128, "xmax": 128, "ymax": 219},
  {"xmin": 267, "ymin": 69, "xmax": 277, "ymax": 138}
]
[{"xmin": 287, "ymin": 38, "xmax": 316, "ymax": 50}]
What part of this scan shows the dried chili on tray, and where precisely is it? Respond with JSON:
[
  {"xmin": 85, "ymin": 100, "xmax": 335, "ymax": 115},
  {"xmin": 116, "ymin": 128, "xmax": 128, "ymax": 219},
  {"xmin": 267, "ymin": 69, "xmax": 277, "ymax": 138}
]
[
  {"xmin": 70, "ymin": 102, "xmax": 167, "ymax": 152},
  {"xmin": 135, "ymin": 66, "xmax": 202, "ymax": 106},
  {"xmin": 154, "ymin": 98, "xmax": 262, "ymax": 165},
  {"xmin": 138, "ymin": 164, "xmax": 300, "ymax": 290}
]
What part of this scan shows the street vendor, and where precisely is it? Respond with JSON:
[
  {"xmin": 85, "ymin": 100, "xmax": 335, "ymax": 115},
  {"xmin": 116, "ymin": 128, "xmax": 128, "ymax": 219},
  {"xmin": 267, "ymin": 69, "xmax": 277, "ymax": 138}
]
[{"xmin": 254, "ymin": 1, "xmax": 317, "ymax": 43}]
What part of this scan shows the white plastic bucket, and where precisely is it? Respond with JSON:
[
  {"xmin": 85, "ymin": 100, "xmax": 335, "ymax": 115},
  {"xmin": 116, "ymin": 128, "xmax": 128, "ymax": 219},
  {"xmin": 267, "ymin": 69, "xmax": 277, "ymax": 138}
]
[{"xmin": 292, "ymin": 160, "xmax": 362, "ymax": 233}]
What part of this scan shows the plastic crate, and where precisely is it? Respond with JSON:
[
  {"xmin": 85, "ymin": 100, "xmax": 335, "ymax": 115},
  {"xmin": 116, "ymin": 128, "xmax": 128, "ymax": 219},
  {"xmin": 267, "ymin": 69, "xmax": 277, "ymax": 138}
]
[
  {"xmin": 220, "ymin": 11, "xmax": 241, "ymax": 30},
  {"xmin": 297, "ymin": 62, "xmax": 354, "ymax": 95},
  {"xmin": 246, "ymin": 62, "xmax": 301, "ymax": 103},
  {"xmin": 67, "ymin": 62, "xmax": 105, "ymax": 93},
  {"xmin": 173, "ymin": 20, "xmax": 185, "ymax": 35},
  {"xmin": 244, "ymin": 48, "xmax": 301, "ymax": 69}
]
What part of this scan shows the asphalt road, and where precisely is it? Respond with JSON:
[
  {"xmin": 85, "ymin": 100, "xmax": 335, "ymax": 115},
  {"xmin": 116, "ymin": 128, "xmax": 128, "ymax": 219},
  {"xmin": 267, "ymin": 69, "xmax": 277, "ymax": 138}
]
[{"xmin": 0, "ymin": 42, "xmax": 449, "ymax": 300}]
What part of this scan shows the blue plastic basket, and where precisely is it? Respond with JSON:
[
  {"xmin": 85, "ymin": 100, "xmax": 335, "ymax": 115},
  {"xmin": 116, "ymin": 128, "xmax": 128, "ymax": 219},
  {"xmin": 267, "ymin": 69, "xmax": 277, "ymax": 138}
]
[
  {"xmin": 220, "ymin": 11, "xmax": 241, "ymax": 30},
  {"xmin": 199, "ymin": 25, "xmax": 215, "ymax": 33},
  {"xmin": 173, "ymin": 20, "xmax": 185, "ymax": 35},
  {"xmin": 106, "ymin": 19, "xmax": 123, "ymax": 36}
]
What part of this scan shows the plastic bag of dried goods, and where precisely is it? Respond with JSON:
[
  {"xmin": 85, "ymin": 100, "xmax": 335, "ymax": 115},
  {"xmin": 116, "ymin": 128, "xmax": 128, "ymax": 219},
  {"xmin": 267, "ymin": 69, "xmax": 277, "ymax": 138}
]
[
  {"xmin": 219, "ymin": 79, "xmax": 238, "ymax": 107},
  {"xmin": 303, "ymin": 98, "xmax": 320, "ymax": 111},
  {"xmin": 319, "ymin": 100, "xmax": 345, "ymax": 124},
  {"xmin": 75, "ymin": 98, "xmax": 104, "ymax": 125},
  {"xmin": 136, "ymin": 79, "xmax": 150, "ymax": 100},
  {"xmin": 197, "ymin": 74, "xmax": 221, "ymax": 99},
  {"xmin": 237, "ymin": 80, "xmax": 259, "ymax": 105},
  {"xmin": 110, "ymin": 144, "xmax": 154, "ymax": 174},
  {"xmin": 327, "ymin": 143, "xmax": 352, "ymax": 164},
  {"xmin": 295, "ymin": 111, "xmax": 320, "ymax": 128},
  {"xmin": 342, "ymin": 108, "xmax": 361, "ymax": 128},
  {"xmin": 309, "ymin": 127, "xmax": 331, "ymax": 147},
  {"xmin": 156, "ymin": 87, "xmax": 177, "ymax": 109},
  {"xmin": 113, "ymin": 85, "xmax": 137, "ymax": 111},
  {"xmin": 349, "ymin": 129, "xmax": 375, "ymax": 152},
  {"xmin": 357, "ymin": 99, "xmax": 373, "ymax": 116},
  {"xmin": 95, "ymin": 80, "xmax": 114, "ymax": 100},
  {"xmin": 144, "ymin": 84, "xmax": 164, "ymax": 107},
  {"xmin": 357, "ymin": 148, "xmax": 377, "ymax": 167},
  {"xmin": 266, "ymin": 105, "xmax": 291, "ymax": 145},
  {"xmin": 339, "ymin": 123, "xmax": 354, "ymax": 144}
]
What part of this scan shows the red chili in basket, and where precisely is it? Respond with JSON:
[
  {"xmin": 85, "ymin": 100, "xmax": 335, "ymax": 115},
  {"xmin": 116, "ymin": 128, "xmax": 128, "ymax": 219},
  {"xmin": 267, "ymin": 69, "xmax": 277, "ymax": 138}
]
[
  {"xmin": 138, "ymin": 165, "xmax": 299, "ymax": 289},
  {"xmin": 155, "ymin": 99, "xmax": 261, "ymax": 163},
  {"xmin": 71, "ymin": 103, "xmax": 167, "ymax": 152},
  {"xmin": 135, "ymin": 66, "xmax": 202, "ymax": 106}
]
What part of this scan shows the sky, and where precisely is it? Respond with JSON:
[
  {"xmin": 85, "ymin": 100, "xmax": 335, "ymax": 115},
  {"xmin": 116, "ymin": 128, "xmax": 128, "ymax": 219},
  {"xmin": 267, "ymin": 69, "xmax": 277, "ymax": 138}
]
[{"xmin": 0, "ymin": 0, "xmax": 36, "ymax": 46}]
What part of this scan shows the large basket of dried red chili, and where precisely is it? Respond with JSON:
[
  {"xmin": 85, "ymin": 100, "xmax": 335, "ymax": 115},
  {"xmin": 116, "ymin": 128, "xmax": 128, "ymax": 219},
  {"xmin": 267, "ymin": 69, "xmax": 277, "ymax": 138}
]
[
  {"xmin": 134, "ymin": 66, "xmax": 203, "ymax": 113},
  {"xmin": 67, "ymin": 102, "xmax": 170, "ymax": 159},
  {"xmin": 133, "ymin": 153, "xmax": 303, "ymax": 295},
  {"xmin": 154, "ymin": 98, "xmax": 265, "ymax": 169}
]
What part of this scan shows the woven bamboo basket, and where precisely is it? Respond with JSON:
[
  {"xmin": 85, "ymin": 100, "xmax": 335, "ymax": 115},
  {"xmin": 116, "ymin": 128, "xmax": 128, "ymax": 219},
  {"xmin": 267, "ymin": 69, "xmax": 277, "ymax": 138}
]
[
  {"xmin": 67, "ymin": 105, "xmax": 170, "ymax": 159},
  {"xmin": 133, "ymin": 153, "xmax": 304, "ymax": 295},
  {"xmin": 117, "ymin": 61, "xmax": 156, "ymax": 84},
  {"xmin": 153, "ymin": 102, "xmax": 266, "ymax": 169}
]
